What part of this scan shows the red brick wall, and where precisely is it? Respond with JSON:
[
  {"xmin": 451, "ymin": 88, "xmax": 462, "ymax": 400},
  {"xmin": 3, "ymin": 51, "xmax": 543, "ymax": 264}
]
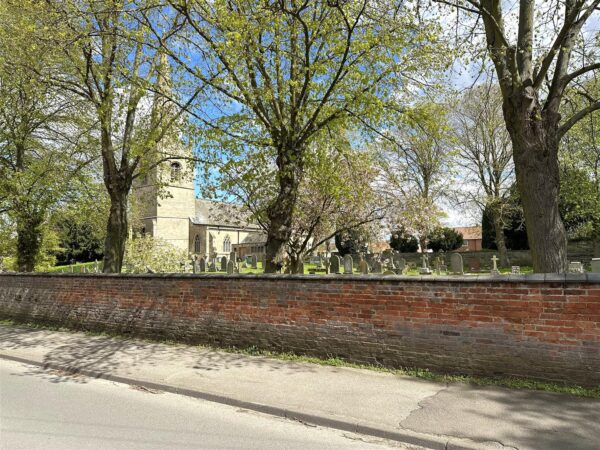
[{"xmin": 1, "ymin": 273, "xmax": 599, "ymax": 385}]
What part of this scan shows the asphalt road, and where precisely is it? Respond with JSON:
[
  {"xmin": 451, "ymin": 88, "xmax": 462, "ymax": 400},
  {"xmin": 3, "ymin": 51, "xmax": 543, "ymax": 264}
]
[{"xmin": 0, "ymin": 359, "xmax": 413, "ymax": 450}]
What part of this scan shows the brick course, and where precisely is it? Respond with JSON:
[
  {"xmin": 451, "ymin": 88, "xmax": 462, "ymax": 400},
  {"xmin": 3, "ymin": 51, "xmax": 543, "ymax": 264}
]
[{"xmin": 1, "ymin": 273, "xmax": 599, "ymax": 385}]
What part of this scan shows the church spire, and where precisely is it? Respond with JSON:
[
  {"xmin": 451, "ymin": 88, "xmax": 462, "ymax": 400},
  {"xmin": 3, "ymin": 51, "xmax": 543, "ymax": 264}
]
[{"xmin": 152, "ymin": 50, "xmax": 174, "ymax": 123}]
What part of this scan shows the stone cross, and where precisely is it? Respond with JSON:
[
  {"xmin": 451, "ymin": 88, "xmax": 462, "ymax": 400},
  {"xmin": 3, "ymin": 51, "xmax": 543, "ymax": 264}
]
[
  {"xmin": 419, "ymin": 254, "xmax": 432, "ymax": 275},
  {"xmin": 491, "ymin": 255, "xmax": 500, "ymax": 276},
  {"xmin": 343, "ymin": 255, "xmax": 353, "ymax": 274}
]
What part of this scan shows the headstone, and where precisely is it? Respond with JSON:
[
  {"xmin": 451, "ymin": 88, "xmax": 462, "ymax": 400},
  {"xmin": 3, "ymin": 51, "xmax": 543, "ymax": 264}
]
[
  {"xmin": 227, "ymin": 260, "xmax": 235, "ymax": 274},
  {"xmin": 199, "ymin": 257, "xmax": 206, "ymax": 273},
  {"xmin": 397, "ymin": 258, "xmax": 407, "ymax": 273},
  {"xmin": 359, "ymin": 258, "xmax": 369, "ymax": 274},
  {"xmin": 220, "ymin": 256, "xmax": 227, "ymax": 272},
  {"xmin": 434, "ymin": 257, "xmax": 441, "ymax": 275},
  {"xmin": 511, "ymin": 266, "xmax": 521, "ymax": 274},
  {"xmin": 592, "ymin": 258, "xmax": 600, "ymax": 273},
  {"xmin": 250, "ymin": 255, "xmax": 257, "ymax": 269},
  {"xmin": 330, "ymin": 255, "xmax": 341, "ymax": 274},
  {"xmin": 419, "ymin": 254, "xmax": 432, "ymax": 275},
  {"xmin": 490, "ymin": 255, "xmax": 500, "ymax": 276},
  {"xmin": 568, "ymin": 261, "xmax": 584, "ymax": 274},
  {"xmin": 343, "ymin": 255, "xmax": 353, "ymax": 274},
  {"xmin": 450, "ymin": 253, "xmax": 464, "ymax": 275},
  {"xmin": 372, "ymin": 260, "xmax": 383, "ymax": 274}
]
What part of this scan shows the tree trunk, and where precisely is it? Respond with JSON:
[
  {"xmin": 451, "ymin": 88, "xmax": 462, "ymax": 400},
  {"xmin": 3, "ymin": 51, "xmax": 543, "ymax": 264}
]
[
  {"xmin": 16, "ymin": 211, "xmax": 44, "ymax": 272},
  {"xmin": 504, "ymin": 97, "xmax": 568, "ymax": 273},
  {"xmin": 103, "ymin": 191, "xmax": 129, "ymax": 273},
  {"xmin": 491, "ymin": 209, "xmax": 510, "ymax": 268},
  {"xmin": 264, "ymin": 145, "xmax": 303, "ymax": 273}
]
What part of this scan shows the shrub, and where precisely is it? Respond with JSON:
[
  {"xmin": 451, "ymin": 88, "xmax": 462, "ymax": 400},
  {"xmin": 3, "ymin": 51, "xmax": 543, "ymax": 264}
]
[{"xmin": 428, "ymin": 227, "xmax": 464, "ymax": 252}]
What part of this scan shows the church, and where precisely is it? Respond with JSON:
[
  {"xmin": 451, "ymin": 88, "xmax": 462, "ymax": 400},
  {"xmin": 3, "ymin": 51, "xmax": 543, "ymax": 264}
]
[{"xmin": 132, "ymin": 54, "xmax": 265, "ymax": 260}]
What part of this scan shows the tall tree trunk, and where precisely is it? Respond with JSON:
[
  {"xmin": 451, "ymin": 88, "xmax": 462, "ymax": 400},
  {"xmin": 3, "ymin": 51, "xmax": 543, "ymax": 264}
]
[
  {"xmin": 491, "ymin": 209, "xmax": 510, "ymax": 267},
  {"xmin": 504, "ymin": 98, "xmax": 568, "ymax": 273},
  {"xmin": 265, "ymin": 146, "xmax": 302, "ymax": 273},
  {"xmin": 16, "ymin": 210, "xmax": 44, "ymax": 272},
  {"xmin": 103, "ymin": 191, "xmax": 129, "ymax": 273}
]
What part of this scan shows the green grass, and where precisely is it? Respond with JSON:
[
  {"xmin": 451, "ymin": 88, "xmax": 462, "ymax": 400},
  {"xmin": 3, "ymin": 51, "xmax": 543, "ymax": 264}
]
[
  {"xmin": 45, "ymin": 261, "xmax": 99, "ymax": 273},
  {"xmin": 1, "ymin": 318, "xmax": 598, "ymax": 398}
]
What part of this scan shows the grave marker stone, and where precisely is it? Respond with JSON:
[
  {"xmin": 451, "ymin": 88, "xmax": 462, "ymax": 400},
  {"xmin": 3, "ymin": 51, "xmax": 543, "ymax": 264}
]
[
  {"xmin": 450, "ymin": 253, "xmax": 464, "ymax": 275},
  {"xmin": 359, "ymin": 258, "xmax": 369, "ymax": 274},
  {"xmin": 343, "ymin": 255, "xmax": 353, "ymax": 274},
  {"xmin": 592, "ymin": 258, "xmax": 600, "ymax": 273},
  {"xmin": 227, "ymin": 260, "xmax": 235, "ymax": 274},
  {"xmin": 568, "ymin": 261, "xmax": 584, "ymax": 273},
  {"xmin": 490, "ymin": 255, "xmax": 500, "ymax": 276},
  {"xmin": 199, "ymin": 257, "xmax": 206, "ymax": 273},
  {"xmin": 330, "ymin": 255, "xmax": 341, "ymax": 274},
  {"xmin": 220, "ymin": 256, "xmax": 227, "ymax": 272},
  {"xmin": 511, "ymin": 266, "xmax": 521, "ymax": 274}
]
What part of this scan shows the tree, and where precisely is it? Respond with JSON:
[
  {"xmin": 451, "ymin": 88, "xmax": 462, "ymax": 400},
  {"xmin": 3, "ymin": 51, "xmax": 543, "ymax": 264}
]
[
  {"xmin": 452, "ymin": 83, "xmax": 513, "ymax": 266},
  {"xmin": 206, "ymin": 130, "xmax": 384, "ymax": 273},
  {"xmin": 0, "ymin": 1, "xmax": 96, "ymax": 271},
  {"xmin": 41, "ymin": 1, "xmax": 192, "ymax": 273},
  {"xmin": 389, "ymin": 227, "xmax": 419, "ymax": 253},
  {"xmin": 377, "ymin": 102, "xmax": 454, "ymax": 250},
  {"xmin": 437, "ymin": 0, "xmax": 600, "ymax": 272},
  {"xmin": 153, "ymin": 0, "xmax": 446, "ymax": 272},
  {"xmin": 428, "ymin": 227, "xmax": 464, "ymax": 252},
  {"xmin": 335, "ymin": 228, "xmax": 369, "ymax": 256}
]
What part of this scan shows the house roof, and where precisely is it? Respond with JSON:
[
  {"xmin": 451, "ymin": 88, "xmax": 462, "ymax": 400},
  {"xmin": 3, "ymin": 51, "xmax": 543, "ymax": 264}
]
[
  {"xmin": 191, "ymin": 199, "xmax": 261, "ymax": 229},
  {"xmin": 453, "ymin": 226, "xmax": 482, "ymax": 240},
  {"xmin": 237, "ymin": 232, "xmax": 268, "ymax": 245}
]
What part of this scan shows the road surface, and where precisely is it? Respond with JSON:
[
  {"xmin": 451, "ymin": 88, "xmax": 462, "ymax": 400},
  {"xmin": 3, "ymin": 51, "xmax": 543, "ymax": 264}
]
[{"xmin": 0, "ymin": 359, "xmax": 413, "ymax": 449}]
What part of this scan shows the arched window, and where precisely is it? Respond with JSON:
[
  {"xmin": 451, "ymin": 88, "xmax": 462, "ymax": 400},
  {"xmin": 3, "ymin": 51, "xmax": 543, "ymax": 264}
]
[
  {"xmin": 170, "ymin": 162, "xmax": 182, "ymax": 182},
  {"xmin": 194, "ymin": 235, "xmax": 201, "ymax": 253},
  {"xmin": 223, "ymin": 235, "xmax": 231, "ymax": 253}
]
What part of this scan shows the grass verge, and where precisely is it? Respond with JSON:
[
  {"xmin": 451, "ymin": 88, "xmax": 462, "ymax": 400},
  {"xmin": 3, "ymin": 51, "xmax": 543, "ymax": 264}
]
[{"xmin": 1, "ymin": 318, "xmax": 598, "ymax": 398}]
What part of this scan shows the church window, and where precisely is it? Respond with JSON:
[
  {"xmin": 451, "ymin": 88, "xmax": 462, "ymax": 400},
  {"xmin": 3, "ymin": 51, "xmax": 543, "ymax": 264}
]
[
  {"xmin": 194, "ymin": 235, "xmax": 201, "ymax": 253},
  {"xmin": 170, "ymin": 162, "xmax": 182, "ymax": 182},
  {"xmin": 223, "ymin": 235, "xmax": 231, "ymax": 253}
]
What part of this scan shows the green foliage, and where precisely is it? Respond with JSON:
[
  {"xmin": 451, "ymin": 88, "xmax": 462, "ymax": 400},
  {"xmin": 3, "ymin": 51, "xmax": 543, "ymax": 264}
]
[
  {"xmin": 389, "ymin": 228, "xmax": 419, "ymax": 253},
  {"xmin": 123, "ymin": 236, "xmax": 188, "ymax": 273},
  {"xmin": 335, "ymin": 228, "xmax": 369, "ymax": 256},
  {"xmin": 559, "ymin": 166, "xmax": 600, "ymax": 239},
  {"xmin": 427, "ymin": 227, "xmax": 464, "ymax": 252}
]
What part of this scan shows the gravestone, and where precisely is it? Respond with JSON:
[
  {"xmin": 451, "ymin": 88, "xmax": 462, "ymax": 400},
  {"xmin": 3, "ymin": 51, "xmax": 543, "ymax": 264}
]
[
  {"xmin": 397, "ymin": 258, "xmax": 407, "ymax": 273},
  {"xmin": 343, "ymin": 255, "xmax": 353, "ymax": 274},
  {"xmin": 568, "ymin": 261, "xmax": 584, "ymax": 274},
  {"xmin": 250, "ymin": 255, "xmax": 257, "ymax": 269},
  {"xmin": 511, "ymin": 266, "xmax": 521, "ymax": 274},
  {"xmin": 434, "ymin": 257, "xmax": 441, "ymax": 275},
  {"xmin": 419, "ymin": 254, "xmax": 432, "ymax": 275},
  {"xmin": 359, "ymin": 258, "xmax": 369, "ymax": 274},
  {"xmin": 199, "ymin": 257, "xmax": 206, "ymax": 273},
  {"xmin": 227, "ymin": 260, "xmax": 235, "ymax": 274},
  {"xmin": 450, "ymin": 253, "xmax": 464, "ymax": 275},
  {"xmin": 592, "ymin": 258, "xmax": 600, "ymax": 273},
  {"xmin": 372, "ymin": 260, "xmax": 383, "ymax": 274},
  {"xmin": 220, "ymin": 256, "xmax": 227, "ymax": 272},
  {"xmin": 330, "ymin": 255, "xmax": 341, "ymax": 274},
  {"xmin": 490, "ymin": 255, "xmax": 500, "ymax": 276}
]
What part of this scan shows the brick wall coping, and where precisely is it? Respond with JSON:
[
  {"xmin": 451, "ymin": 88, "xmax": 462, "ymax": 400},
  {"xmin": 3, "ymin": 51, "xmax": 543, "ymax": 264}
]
[{"xmin": 1, "ymin": 272, "xmax": 599, "ymax": 283}]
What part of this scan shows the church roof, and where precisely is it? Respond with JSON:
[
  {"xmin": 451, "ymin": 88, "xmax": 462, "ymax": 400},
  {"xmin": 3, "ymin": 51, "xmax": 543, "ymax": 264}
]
[{"xmin": 191, "ymin": 199, "xmax": 261, "ymax": 229}]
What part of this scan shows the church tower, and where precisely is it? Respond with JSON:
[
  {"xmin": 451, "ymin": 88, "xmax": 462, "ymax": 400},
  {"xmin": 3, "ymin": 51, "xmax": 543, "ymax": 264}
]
[{"xmin": 133, "ymin": 52, "xmax": 195, "ymax": 251}]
